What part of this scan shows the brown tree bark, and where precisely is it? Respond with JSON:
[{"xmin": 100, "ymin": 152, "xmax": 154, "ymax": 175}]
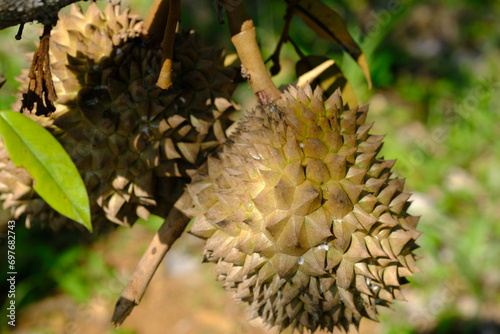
[{"xmin": 0, "ymin": 0, "xmax": 84, "ymax": 30}]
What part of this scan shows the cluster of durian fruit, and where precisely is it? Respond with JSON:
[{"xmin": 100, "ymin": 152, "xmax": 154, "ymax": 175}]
[
  {"xmin": 0, "ymin": 3, "xmax": 420, "ymax": 333},
  {"xmin": 1, "ymin": 3, "xmax": 238, "ymax": 229}
]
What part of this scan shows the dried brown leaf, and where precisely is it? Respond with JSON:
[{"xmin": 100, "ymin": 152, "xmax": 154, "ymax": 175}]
[
  {"xmin": 290, "ymin": 0, "xmax": 372, "ymax": 88},
  {"xmin": 296, "ymin": 55, "xmax": 358, "ymax": 107}
]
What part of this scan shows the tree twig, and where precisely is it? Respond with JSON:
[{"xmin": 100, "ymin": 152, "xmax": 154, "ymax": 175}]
[
  {"xmin": 112, "ymin": 207, "xmax": 190, "ymax": 326},
  {"xmin": 0, "ymin": 0, "xmax": 78, "ymax": 31},
  {"xmin": 266, "ymin": 0, "xmax": 297, "ymax": 75},
  {"xmin": 221, "ymin": 0, "xmax": 281, "ymax": 103}
]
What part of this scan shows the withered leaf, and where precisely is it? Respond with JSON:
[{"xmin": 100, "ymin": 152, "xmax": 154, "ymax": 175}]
[
  {"xmin": 289, "ymin": 0, "xmax": 372, "ymax": 88},
  {"xmin": 21, "ymin": 25, "xmax": 57, "ymax": 116},
  {"xmin": 296, "ymin": 55, "xmax": 358, "ymax": 107}
]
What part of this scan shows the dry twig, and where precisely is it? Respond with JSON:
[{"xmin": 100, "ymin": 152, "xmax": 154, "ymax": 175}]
[
  {"xmin": 267, "ymin": 0, "xmax": 298, "ymax": 75},
  {"xmin": 111, "ymin": 0, "xmax": 187, "ymax": 325},
  {"xmin": 112, "ymin": 207, "xmax": 189, "ymax": 326}
]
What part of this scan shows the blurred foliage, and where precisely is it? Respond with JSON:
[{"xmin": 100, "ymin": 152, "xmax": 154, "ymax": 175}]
[
  {"xmin": 0, "ymin": 0, "xmax": 499, "ymax": 333},
  {"xmin": 0, "ymin": 224, "xmax": 97, "ymax": 317}
]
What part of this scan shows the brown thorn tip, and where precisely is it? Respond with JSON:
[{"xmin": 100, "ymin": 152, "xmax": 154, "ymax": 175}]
[{"xmin": 112, "ymin": 297, "xmax": 137, "ymax": 327}]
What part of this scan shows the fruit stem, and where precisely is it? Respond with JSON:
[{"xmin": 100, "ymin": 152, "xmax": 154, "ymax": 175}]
[
  {"xmin": 143, "ymin": 0, "xmax": 180, "ymax": 89},
  {"xmin": 222, "ymin": 0, "xmax": 281, "ymax": 103},
  {"xmin": 112, "ymin": 207, "xmax": 189, "ymax": 326},
  {"xmin": 143, "ymin": 0, "xmax": 170, "ymax": 42}
]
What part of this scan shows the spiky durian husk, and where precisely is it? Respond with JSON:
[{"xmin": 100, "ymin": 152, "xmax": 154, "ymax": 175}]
[
  {"xmin": 178, "ymin": 86, "xmax": 421, "ymax": 333},
  {"xmin": 6, "ymin": 3, "xmax": 237, "ymax": 229}
]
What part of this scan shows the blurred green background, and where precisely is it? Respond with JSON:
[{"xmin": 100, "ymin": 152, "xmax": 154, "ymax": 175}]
[{"xmin": 1, "ymin": 0, "xmax": 499, "ymax": 333}]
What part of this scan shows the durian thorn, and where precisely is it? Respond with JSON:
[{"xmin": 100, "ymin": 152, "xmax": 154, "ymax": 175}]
[
  {"xmin": 222, "ymin": 0, "xmax": 281, "ymax": 103},
  {"xmin": 112, "ymin": 207, "xmax": 189, "ymax": 326},
  {"xmin": 157, "ymin": 0, "xmax": 180, "ymax": 90}
]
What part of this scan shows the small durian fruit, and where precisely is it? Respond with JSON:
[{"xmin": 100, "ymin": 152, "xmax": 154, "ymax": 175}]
[
  {"xmin": 7, "ymin": 3, "xmax": 237, "ymax": 229},
  {"xmin": 178, "ymin": 85, "xmax": 420, "ymax": 333}
]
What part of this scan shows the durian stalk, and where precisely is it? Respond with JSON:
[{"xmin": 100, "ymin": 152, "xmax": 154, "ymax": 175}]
[
  {"xmin": 157, "ymin": 0, "xmax": 180, "ymax": 89},
  {"xmin": 143, "ymin": 0, "xmax": 170, "ymax": 41},
  {"xmin": 143, "ymin": 0, "xmax": 180, "ymax": 89},
  {"xmin": 112, "ymin": 207, "xmax": 189, "ymax": 325},
  {"xmin": 222, "ymin": 0, "xmax": 281, "ymax": 103}
]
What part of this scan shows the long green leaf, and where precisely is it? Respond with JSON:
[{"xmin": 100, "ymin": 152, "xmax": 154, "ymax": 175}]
[{"xmin": 0, "ymin": 111, "xmax": 91, "ymax": 231}]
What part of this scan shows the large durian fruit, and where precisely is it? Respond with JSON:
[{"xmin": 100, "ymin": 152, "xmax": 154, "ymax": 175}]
[
  {"xmin": 2, "ymin": 3, "xmax": 237, "ymax": 229},
  {"xmin": 178, "ymin": 85, "xmax": 420, "ymax": 333}
]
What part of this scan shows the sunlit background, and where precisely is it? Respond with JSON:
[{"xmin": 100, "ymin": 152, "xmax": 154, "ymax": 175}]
[{"xmin": 1, "ymin": 0, "xmax": 499, "ymax": 333}]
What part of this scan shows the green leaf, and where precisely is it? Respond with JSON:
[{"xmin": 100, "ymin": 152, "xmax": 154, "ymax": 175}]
[{"xmin": 0, "ymin": 111, "xmax": 91, "ymax": 231}]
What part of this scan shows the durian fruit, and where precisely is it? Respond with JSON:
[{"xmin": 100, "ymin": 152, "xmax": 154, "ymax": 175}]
[
  {"xmin": 5, "ymin": 3, "xmax": 237, "ymax": 229},
  {"xmin": 178, "ymin": 85, "xmax": 420, "ymax": 333}
]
